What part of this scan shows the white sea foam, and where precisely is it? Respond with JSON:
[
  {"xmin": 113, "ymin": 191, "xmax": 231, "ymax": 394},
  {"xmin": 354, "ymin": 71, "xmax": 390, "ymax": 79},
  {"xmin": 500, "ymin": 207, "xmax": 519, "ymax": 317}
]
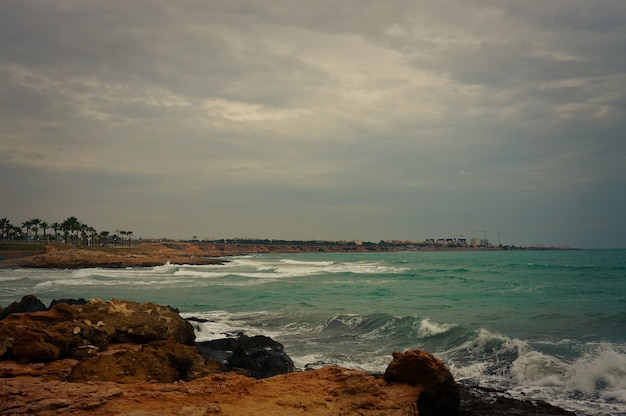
[
  {"xmin": 35, "ymin": 277, "xmax": 116, "ymax": 288},
  {"xmin": 417, "ymin": 318, "xmax": 457, "ymax": 338},
  {"xmin": 181, "ymin": 310, "xmax": 278, "ymax": 341},
  {"xmin": 444, "ymin": 328, "xmax": 626, "ymax": 415},
  {"xmin": 216, "ymin": 257, "xmax": 409, "ymax": 281},
  {"xmin": 279, "ymin": 259, "xmax": 335, "ymax": 266},
  {"xmin": 565, "ymin": 343, "xmax": 626, "ymax": 398},
  {"xmin": 0, "ymin": 275, "xmax": 27, "ymax": 282},
  {"xmin": 510, "ymin": 349, "xmax": 569, "ymax": 384}
]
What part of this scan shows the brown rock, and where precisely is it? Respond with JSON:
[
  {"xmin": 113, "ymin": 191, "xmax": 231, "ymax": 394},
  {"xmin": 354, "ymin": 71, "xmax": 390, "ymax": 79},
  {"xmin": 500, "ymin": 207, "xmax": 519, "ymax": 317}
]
[
  {"xmin": 67, "ymin": 340, "xmax": 222, "ymax": 383},
  {"xmin": 8, "ymin": 325, "xmax": 60, "ymax": 363},
  {"xmin": 0, "ymin": 377, "xmax": 123, "ymax": 415},
  {"xmin": 0, "ymin": 359, "xmax": 78, "ymax": 380},
  {"xmin": 384, "ymin": 349, "xmax": 460, "ymax": 416},
  {"xmin": 49, "ymin": 298, "xmax": 196, "ymax": 345},
  {"xmin": 0, "ymin": 298, "xmax": 196, "ymax": 363},
  {"xmin": 1, "ymin": 367, "xmax": 424, "ymax": 415}
]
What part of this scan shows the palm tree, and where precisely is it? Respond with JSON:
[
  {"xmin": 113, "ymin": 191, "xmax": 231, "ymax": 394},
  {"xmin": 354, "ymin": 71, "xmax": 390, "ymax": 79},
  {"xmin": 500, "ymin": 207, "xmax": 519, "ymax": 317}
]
[
  {"xmin": 119, "ymin": 231, "xmax": 128, "ymax": 247},
  {"xmin": 86, "ymin": 226, "xmax": 96, "ymax": 246},
  {"xmin": 0, "ymin": 218, "xmax": 10, "ymax": 240},
  {"xmin": 30, "ymin": 219, "xmax": 41, "ymax": 240},
  {"xmin": 62, "ymin": 217, "xmax": 81, "ymax": 244},
  {"xmin": 127, "ymin": 231, "xmax": 133, "ymax": 248},
  {"xmin": 40, "ymin": 221, "xmax": 49, "ymax": 242},
  {"xmin": 51, "ymin": 222, "xmax": 60, "ymax": 243},
  {"xmin": 21, "ymin": 219, "xmax": 32, "ymax": 241},
  {"xmin": 10, "ymin": 225, "xmax": 21, "ymax": 240},
  {"xmin": 99, "ymin": 231, "xmax": 110, "ymax": 247}
]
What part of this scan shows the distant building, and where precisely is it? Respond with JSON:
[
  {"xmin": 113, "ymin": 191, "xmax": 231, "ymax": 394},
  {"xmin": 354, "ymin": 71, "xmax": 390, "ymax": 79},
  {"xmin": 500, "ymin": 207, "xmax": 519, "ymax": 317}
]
[{"xmin": 470, "ymin": 238, "xmax": 489, "ymax": 247}]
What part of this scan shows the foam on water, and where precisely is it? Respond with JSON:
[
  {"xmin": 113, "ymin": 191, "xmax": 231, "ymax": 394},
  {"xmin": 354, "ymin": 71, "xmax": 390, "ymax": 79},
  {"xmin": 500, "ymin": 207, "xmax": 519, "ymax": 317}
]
[
  {"xmin": 181, "ymin": 310, "xmax": 280, "ymax": 341},
  {"xmin": 417, "ymin": 318, "xmax": 457, "ymax": 338},
  {"xmin": 443, "ymin": 327, "xmax": 626, "ymax": 415}
]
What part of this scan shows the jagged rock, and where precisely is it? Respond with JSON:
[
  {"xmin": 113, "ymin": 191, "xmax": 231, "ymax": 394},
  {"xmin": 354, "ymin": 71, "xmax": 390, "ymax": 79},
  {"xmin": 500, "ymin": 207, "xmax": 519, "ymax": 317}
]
[
  {"xmin": 459, "ymin": 385, "xmax": 576, "ymax": 415},
  {"xmin": 49, "ymin": 298, "xmax": 88, "ymax": 308},
  {"xmin": 49, "ymin": 299, "xmax": 196, "ymax": 345},
  {"xmin": 197, "ymin": 334, "xmax": 294, "ymax": 378},
  {"xmin": 0, "ymin": 297, "xmax": 195, "ymax": 363},
  {"xmin": 0, "ymin": 294, "xmax": 47, "ymax": 320},
  {"xmin": 384, "ymin": 349, "xmax": 460, "ymax": 416}
]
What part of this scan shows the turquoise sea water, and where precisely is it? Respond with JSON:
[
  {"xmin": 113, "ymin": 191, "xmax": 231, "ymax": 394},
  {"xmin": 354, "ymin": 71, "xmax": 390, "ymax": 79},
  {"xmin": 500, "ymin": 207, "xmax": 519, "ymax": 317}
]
[{"xmin": 1, "ymin": 249, "xmax": 625, "ymax": 415}]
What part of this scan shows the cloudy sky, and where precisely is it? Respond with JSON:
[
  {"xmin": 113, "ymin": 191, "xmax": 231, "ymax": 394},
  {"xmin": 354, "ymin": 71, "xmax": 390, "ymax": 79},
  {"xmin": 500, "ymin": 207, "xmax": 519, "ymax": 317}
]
[{"xmin": 1, "ymin": 1, "xmax": 625, "ymax": 248}]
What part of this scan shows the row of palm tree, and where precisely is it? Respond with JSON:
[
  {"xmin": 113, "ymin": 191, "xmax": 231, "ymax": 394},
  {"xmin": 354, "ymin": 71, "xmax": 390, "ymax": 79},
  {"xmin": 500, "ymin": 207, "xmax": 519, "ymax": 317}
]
[{"xmin": 0, "ymin": 217, "xmax": 133, "ymax": 247}]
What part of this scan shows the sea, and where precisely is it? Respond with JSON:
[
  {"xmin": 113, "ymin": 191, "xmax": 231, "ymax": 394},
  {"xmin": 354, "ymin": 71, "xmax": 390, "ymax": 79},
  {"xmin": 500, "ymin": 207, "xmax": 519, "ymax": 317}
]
[{"xmin": 1, "ymin": 249, "xmax": 625, "ymax": 415}]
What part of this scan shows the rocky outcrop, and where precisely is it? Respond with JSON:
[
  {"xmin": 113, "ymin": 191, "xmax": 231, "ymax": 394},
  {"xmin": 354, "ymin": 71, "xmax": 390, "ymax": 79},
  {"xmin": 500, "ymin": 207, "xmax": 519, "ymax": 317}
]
[
  {"xmin": 0, "ymin": 296, "xmax": 576, "ymax": 415},
  {"xmin": 0, "ymin": 298, "xmax": 196, "ymax": 364},
  {"xmin": 0, "ymin": 243, "xmax": 227, "ymax": 269},
  {"xmin": 0, "ymin": 294, "xmax": 47, "ymax": 320},
  {"xmin": 385, "ymin": 349, "xmax": 460, "ymax": 416},
  {"xmin": 197, "ymin": 334, "xmax": 295, "ymax": 378},
  {"xmin": 66, "ymin": 340, "xmax": 221, "ymax": 383}
]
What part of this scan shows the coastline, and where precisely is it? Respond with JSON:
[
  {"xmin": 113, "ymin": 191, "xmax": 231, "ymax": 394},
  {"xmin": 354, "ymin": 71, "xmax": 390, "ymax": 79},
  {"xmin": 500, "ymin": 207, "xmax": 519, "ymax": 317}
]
[
  {"xmin": 0, "ymin": 241, "xmax": 577, "ymax": 269},
  {"xmin": 0, "ymin": 246, "xmax": 590, "ymax": 415},
  {"xmin": 0, "ymin": 296, "xmax": 576, "ymax": 415}
]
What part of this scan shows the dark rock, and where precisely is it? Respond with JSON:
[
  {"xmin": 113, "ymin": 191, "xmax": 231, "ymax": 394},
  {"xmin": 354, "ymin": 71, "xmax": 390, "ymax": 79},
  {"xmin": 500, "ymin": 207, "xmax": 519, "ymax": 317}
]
[
  {"xmin": 0, "ymin": 294, "xmax": 47, "ymax": 320},
  {"xmin": 459, "ymin": 385, "xmax": 576, "ymax": 416},
  {"xmin": 49, "ymin": 298, "xmax": 88, "ymax": 308},
  {"xmin": 197, "ymin": 334, "xmax": 295, "ymax": 378},
  {"xmin": 185, "ymin": 316, "xmax": 210, "ymax": 323},
  {"xmin": 384, "ymin": 349, "xmax": 460, "ymax": 416}
]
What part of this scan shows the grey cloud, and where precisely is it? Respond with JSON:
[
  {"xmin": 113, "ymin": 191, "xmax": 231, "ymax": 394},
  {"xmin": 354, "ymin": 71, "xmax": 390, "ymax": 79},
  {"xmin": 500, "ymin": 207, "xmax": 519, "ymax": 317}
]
[{"xmin": 1, "ymin": 0, "xmax": 625, "ymax": 247}]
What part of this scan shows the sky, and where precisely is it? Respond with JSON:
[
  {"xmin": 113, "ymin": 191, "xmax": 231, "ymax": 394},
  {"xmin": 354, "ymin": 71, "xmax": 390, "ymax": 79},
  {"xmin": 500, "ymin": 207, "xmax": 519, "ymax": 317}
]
[{"xmin": 1, "ymin": 1, "xmax": 625, "ymax": 248}]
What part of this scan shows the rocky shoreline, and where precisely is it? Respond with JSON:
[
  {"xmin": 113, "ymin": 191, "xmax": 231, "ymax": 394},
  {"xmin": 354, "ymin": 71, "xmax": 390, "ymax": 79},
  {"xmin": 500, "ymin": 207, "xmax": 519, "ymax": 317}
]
[
  {"xmin": 0, "ymin": 295, "xmax": 576, "ymax": 415},
  {"xmin": 0, "ymin": 241, "xmax": 546, "ymax": 270},
  {"xmin": 0, "ymin": 242, "xmax": 228, "ymax": 269}
]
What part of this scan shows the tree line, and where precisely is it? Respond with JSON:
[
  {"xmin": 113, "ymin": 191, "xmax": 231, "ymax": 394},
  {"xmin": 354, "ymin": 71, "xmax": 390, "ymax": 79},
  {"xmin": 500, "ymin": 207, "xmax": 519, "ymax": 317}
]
[{"xmin": 0, "ymin": 216, "xmax": 133, "ymax": 247}]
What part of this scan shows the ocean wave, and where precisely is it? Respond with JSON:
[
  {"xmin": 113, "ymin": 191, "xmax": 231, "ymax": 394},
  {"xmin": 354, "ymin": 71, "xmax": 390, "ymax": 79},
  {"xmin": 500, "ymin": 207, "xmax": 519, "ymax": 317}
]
[
  {"xmin": 35, "ymin": 277, "xmax": 119, "ymax": 288},
  {"xmin": 417, "ymin": 318, "xmax": 458, "ymax": 338},
  {"xmin": 181, "ymin": 310, "xmax": 274, "ymax": 341},
  {"xmin": 566, "ymin": 343, "xmax": 626, "ymax": 399},
  {"xmin": 279, "ymin": 259, "xmax": 335, "ymax": 266},
  {"xmin": 443, "ymin": 328, "xmax": 626, "ymax": 415}
]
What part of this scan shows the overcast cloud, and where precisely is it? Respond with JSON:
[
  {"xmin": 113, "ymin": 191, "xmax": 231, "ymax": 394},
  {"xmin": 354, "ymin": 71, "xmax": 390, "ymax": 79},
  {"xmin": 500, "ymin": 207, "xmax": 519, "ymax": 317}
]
[{"xmin": 1, "ymin": 0, "xmax": 625, "ymax": 248}]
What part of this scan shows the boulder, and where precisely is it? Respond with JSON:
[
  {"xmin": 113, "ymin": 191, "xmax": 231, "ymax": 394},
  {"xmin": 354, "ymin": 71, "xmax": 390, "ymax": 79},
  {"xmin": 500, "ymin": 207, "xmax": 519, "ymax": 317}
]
[
  {"xmin": 47, "ymin": 299, "xmax": 196, "ymax": 345},
  {"xmin": 384, "ymin": 349, "xmax": 460, "ymax": 416},
  {"xmin": 67, "ymin": 340, "xmax": 222, "ymax": 383},
  {"xmin": 0, "ymin": 297, "xmax": 196, "ymax": 363},
  {"xmin": 7, "ymin": 324, "xmax": 60, "ymax": 363},
  {"xmin": 197, "ymin": 334, "xmax": 294, "ymax": 378},
  {"xmin": 0, "ymin": 294, "xmax": 47, "ymax": 320}
]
